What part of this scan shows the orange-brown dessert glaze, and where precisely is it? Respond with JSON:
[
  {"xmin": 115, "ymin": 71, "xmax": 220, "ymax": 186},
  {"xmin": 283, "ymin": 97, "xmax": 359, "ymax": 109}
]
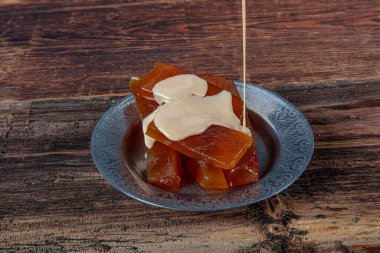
[
  {"xmin": 147, "ymin": 142, "xmax": 183, "ymax": 191},
  {"xmin": 182, "ymin": 75, "xmax": 259, "ymax": 187},
  {"xmin": 146, "ymin": 121, "xmax": 252, "ymax": 169},
  {"xmin": 130, "ymin": 76, "xmax": 183, "ymax": 191},
  {"xmin": 130, "ymin": 77, "xmax": 158, "ymax": 118},
  {"xmin": 130, "ymin": 63, "xmax": 259, "ymax": 190},
  {"xmin": 140, "ymin": 63, "xmax": 253, "ymax": 169},
  {"xmin": 140, "ymin": 63, "xmax": 245, "ymax": 123},
  {"xmin": 182, "ymin": 155, "xmax": 228, "ymax": 189},
  {"xmin": 223, "ymin": 140, "xmax": 259, "ymax": 187}
]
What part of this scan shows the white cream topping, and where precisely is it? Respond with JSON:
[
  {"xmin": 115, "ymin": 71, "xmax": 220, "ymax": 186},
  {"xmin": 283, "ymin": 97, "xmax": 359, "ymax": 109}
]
[
  {"xmin": 142, "ymin": 108, "xmax": 158, "ymax": 149},
  {"xmin": 143, "ymin": 74, "xmax": 250, "ymax": 148}
]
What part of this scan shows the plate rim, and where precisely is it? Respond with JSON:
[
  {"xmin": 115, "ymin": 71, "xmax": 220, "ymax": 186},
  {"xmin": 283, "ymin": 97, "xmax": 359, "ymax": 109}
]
[{"xmin": 90, "ymin": 83, "xmax": 314, "ymax": 211}]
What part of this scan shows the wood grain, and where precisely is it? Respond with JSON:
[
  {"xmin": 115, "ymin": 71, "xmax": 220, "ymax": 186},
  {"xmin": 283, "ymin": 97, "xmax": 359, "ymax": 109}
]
[
  {"xmin": 1, "ymin": 0, "xmax": 380, "ymax": 252},
  {"xmin": 0, "ymin": 0, "xmax": 379, "ymax": 101}
]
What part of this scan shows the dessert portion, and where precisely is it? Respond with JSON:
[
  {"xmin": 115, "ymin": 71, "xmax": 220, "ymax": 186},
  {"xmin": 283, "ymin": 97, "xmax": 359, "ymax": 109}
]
[
  {"xmin": 147, "ymin": 142, "xmax": 183, "ymax": 192},
  {"xmin": 129, "ymin": 62, "xmax": 259, "ymax": 191},
  {"xmin": 223, "ymin": 144, "xmax": 259, "ymax": 187},
  {"xmin": 182, "ymin": 155, "xmax": 229, "ymax": 190},
  {"xmin": 130, "ymin": 76, "xmax": 183, "ymax": 191}
]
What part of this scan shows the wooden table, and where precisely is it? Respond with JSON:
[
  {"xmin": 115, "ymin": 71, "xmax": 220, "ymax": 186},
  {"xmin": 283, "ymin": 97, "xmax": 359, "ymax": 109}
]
[{"xmin": 1, "ymin": 0, "xmax": 379, "ymax": 252}]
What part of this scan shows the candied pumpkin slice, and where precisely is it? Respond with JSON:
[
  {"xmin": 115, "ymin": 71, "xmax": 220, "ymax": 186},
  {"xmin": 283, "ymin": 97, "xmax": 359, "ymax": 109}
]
[
  {"xmin": 140, "ymin": 63, "xmax": 252, "ymax": 169},
  {"xmin": 146, "ymin": 122, "xmax": 252, "ymax": 169},
  {"xmin": 182, "ymin": 75, "xmax": 259, "ymax": 187},
  {"xmin": 184, "ymin": 141, "xmax": 259, "ymax": 189},
  {"xmin": 139, "ymin": 63, "xmax": 241, "ymax": 100},
  {"xmin": 204, "ymin": 75, "xmax": 259, "ymax": 186},
  {"xmin": 139, "ymin": 62, "xmax": 186, "ymax": 100},
  {"xmin": 223, "ymin": 140, "xmax": 259, "ymax": 187},
  {"xmin": 130, "ymin": 77, "xmax": 159, "ymax": 118},
  {"xmin": 182, "ymin": 131, "xmax": 258, "ymax": 189},
  {"xmin": 130, "ymin": 77, "xmax": 183, "ymax": 191},
  {"xmin": 198, "ymin": 74, "xmax": 238, "ymax": 96},
  {"xmin": 182, "ymin": 155, "xmax": 228, "ymax": 189},
  {"xmin": 139, "ymin": 62, "xmax": 245, "ymax": 119},
  {"xmin": 147, "ymin": 142, "xmax": 183, "ymax": 191},
  {"xmin": 198, "ymin": 74, "xmax": 252, "ymax": 128}
]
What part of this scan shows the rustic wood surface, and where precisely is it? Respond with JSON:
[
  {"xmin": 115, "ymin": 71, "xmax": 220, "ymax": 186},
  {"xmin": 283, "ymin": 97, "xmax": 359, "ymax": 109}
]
[{"xmin": 1, "ymin": 0, "xmax": 379, "ymax": 252}]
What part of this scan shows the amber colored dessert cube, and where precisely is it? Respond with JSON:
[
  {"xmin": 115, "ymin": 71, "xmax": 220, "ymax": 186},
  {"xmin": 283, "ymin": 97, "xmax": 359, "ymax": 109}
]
[
  {"xmin": 199, "ymin": 74, "xmax": 251, "ymax": 127},
  {"xmin": 203, "ymin": 75, "xmax": 259, "ymax": 186},
  {"xmin": 147, "ymin": 142, "xmax": 183, "ymax": 191},
  {"xmin": 182, "ymin": 156, "xmax": 228, "ymax": 189},
  {"xmin": 182, "ymin": 75, "xmax": 259, "ymax": 187},
  {"xmin": 138, "ymin": 62, "xmax": 186, "ymax": 101},
  {"xmin": 183, "ymin": 142, "xmax": 259, "ymax": 189},
  {"xmin": 130, "ymin": 77, "xmax": 159, "ymax": 118},
  {"xmin": 131, "ymin": 63, "xmax": 258, "ymax": 190},
  {"xmin": 223, "ymin": 140, "xmax": 259, "ymax": 187},
  {"xmin": 139, "ymin": 63, "xmax": 245, "ymax": 122},
  {"xmin": 140, "ymin": 63, "xmax": 253, "ymax": 169},
  {"xmin": 146, "ymin": 122, "xmax": 252, "ymax": 169},
  {"xmin": 130, "ymin": 77, "xmax": 183, "ymax": 191}
]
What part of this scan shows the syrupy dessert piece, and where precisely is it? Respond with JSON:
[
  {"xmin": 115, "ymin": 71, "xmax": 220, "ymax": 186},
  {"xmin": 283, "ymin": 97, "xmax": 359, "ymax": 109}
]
[
  {"xmin": 182, "ymin": 120, "xmax": 259, "ymax": 189},
  {"xmin": 140, "ymin": 62, "xmax": 245, "ymax": 123},
  {"xmin": 183, "ymin": 143, "xmax": 259, "ymax": 189},
  {"xmin": 140, "ymin": 63, "xmax": 253, "ymax": 169},
  {"xmin": 146, "ymin": 122, "xmax": 252, "ymax": 169},
  {"xmin": 199, "ymin": 74, "xmax": 251, "ymax": 127},
  {"xmin": 130, "ymin": 77, "xmax": 159, "ymax": 118},
  {"xmin": 182, "ymin": 155, "xmax": 228, "ymax": 189},
  {"xmin": 223, "ymin": 140, "xmax": 259, "ymax": 187},
  {"xmin": 147, "ymin": 142, "xmax": 183, "ymax": 191},
  {"xmin": 203, "ymin": 76, "xmax": 259, "ymax": 186},
  {"xmin": 198, "ymin": 74, "xmax": 238, "ymax": 97},
  {"xmin": 131, "ymin": 63, "xmax": 259, "ymax": 190},
  {"xmin": 182, "ymin": 75, "xmax": 259, "ymax": 187},
  {"xmin": 130, "ymin": 77, "xmax": 183, "ymax": 191},
  {"xmin": 138, "ymin": 62, "xmax": 186, "ymax": 101}
]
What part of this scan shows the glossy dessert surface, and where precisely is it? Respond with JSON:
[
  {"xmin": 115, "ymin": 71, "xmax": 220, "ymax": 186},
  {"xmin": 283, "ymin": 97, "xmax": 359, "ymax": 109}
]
[{"xmin": 91, "ymin": 81, "xmax": 314, "ymax": 210}]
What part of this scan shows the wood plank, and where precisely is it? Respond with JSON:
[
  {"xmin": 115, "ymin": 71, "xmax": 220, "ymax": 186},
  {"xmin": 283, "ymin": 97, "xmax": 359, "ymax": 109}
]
[
  {"xmin": 0, "ymin": 0, "xmax": 379, "ymax": 100},
  {"xmin": 1, "ymin": 79, "xmax": 379, "ymax": 252}
]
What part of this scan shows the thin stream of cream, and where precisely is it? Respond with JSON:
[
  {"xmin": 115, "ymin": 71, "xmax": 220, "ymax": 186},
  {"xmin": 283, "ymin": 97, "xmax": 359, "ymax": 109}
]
[
  {"xmin": 242, "ymin": 0, "xmax": 247, "ymax": 132},
  {"xmin": 141, "ymin": 1, "xmax": 249, "ymax": 148}
]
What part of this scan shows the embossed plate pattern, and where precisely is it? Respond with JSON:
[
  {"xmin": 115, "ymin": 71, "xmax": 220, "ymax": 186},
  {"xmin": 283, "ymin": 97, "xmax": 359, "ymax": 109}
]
[{"xmin": 91, "ymin": 83, "xmax": 314, "ymax": 211}]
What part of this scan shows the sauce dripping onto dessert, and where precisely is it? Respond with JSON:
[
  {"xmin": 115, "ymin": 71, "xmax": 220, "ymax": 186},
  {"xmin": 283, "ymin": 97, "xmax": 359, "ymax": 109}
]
[
  {"xmin": 142, "ymin": 0, "xmax": 249, "ymax": 149},
  {"xmin": 128, "ymin": 1, "xmax": 258, "ymax": 192},
  {"xmin": 142, "ymin": 74, "xmax": 250, "ymax": 148}
]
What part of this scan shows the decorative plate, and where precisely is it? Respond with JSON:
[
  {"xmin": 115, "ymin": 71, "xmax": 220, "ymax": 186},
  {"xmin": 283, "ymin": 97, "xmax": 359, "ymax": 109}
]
[{"xmin": 91, "ymin": 82, "xmax": 314, "ymax": 211}]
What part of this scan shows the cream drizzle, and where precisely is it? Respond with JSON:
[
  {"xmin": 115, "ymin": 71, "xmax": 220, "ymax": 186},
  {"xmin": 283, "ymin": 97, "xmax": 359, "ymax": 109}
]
[{"xmin": 142, "ymin": 74, "xmax": 250, "ymax": 148}]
